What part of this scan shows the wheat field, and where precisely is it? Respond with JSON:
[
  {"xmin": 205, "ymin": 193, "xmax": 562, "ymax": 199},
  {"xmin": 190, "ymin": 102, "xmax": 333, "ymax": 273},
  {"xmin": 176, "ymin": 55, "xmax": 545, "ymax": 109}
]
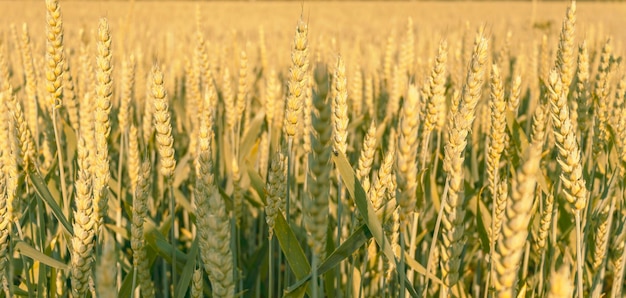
[{"xmin": 0, "ymin": 0, "xmax": 624, "ymax": 297}]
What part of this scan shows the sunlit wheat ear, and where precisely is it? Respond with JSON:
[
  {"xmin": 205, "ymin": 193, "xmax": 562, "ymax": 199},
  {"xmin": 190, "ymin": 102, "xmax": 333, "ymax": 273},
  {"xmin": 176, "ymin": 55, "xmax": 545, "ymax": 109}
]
[
  {"xmin": 493, "ymin": 146, "xmax": 541, "ymax": 298},
  {"xmin": 6, "ymin": 89, "xmax": 35, "ymax": 170},
  {"xmin": 440, "ymin": 30, "xmax": 488, "ymax": 290},
  {"xmin": 490, "ymin": 179, "xmax": 507, "ymax": 246},
  {"xmin": 284, "ymin": 17, "xmax": 309, "ymax": 139},
  {"xmin": 555, "ymin": 0, "xmax": 576, "ymax": 90},
  {"xmin": 547, "ymin": 70, "xmax": 587, "ymax": 211},
  {"xmin": 45, "ymin": 0, "xmax": 65, "ymax": 110},
  {"xmin": 530, "ymin": 103, "xmax": 549, "ymax": 150},
  {"xmin": 151, "ymin": 65, "xmax": 176, "ymax": 181},
  {"xmin": 421, "ymin": 39, "xmax": 448, "ymax": 136},
  {"xmin": 333, "ymin": 55, "xmax": 349, "ymax": 155},
  {"xmin": 418, "ymin": 40, "xmax": 448, "ymax": 168},
  {"xmin": 486, "ymin": 64, "xmax": 507, "ymax": 208},
  {"xmin": 370, "ymin": 131, "xmax": 396, "ymax": 212},
  {"xmin": 265, "ymin": 151, "xmax": 286, "ymax": 239},
  {"xmin": 356, "ymin": 121, "xmax": 377, "ymax": 193},
  {"xmin": 93, "ymin": 17, "xmax": 113, "ymax": 234}
]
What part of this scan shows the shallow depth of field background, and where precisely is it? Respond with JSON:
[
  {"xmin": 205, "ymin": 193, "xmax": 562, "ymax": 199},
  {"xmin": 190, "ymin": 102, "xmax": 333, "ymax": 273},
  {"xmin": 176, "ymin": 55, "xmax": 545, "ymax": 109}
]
[{"xmin": 0, "ymin": 0, "xmax": 625, "ymax": 297}]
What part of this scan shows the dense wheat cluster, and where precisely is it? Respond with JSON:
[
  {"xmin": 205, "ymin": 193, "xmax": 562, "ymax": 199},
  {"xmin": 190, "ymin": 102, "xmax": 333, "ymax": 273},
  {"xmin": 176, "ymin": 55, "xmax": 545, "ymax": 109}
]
[{"xmin": 0, "ymin": 0, "xmax": 625, "ymax": 297}]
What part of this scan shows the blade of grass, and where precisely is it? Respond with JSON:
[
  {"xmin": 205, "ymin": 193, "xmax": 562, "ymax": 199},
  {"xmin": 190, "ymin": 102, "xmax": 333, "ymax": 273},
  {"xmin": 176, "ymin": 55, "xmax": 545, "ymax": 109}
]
[
  {"xmin": 174, "ymin": 239, "xmax": 199, "ymax": 297},
  {"xmin": 27, "ymin": 168, "xmax": 73, "ymax": 235},
  {"xmin": 14, "ymin": 241, "xmax": 69, "ymax": 270},
  {"xmin": 274, "ymin": 212, "xmax": 311, "ymax": 297}
]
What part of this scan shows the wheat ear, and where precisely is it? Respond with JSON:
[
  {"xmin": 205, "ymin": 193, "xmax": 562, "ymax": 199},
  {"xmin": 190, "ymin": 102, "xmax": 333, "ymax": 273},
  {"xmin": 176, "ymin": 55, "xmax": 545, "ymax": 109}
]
[
  {"xmin": 17, "ymin": 24, "xmax": 39, "ymax": 139},
  {"xmin": 284, "ymin": 18, "xmax": 308, "ymax": 139},
  {"xmin": 151, "ymin": 65, "xmax": 176, "ymax": 181},
  {"xmin": 265, "ymin": 151, "xmax": 286, "ymax": 239},
  {"xmin": 396, "ymin": 84, "xmax": 419, "ymax": 230},
  {"xmin": 356, "ymin": 121, "xmax": 377, "ymax": 193},
  {"xmin": 133, "ymin": 162, "xmax": 155, "ymax": 297},
  {"xmin": 70, "ymin": 137, "xmax": 96, "ymax": 296},
  {"xmin": 194, "ymin": 87, "xmax": 234, "ymax": 297},
  {"xmin": 593, "ymin": 39, "xmax": 614, "ymax": 149},
  {"xmin": 574, "ymin": 41, "xmax": 590, "ymax": 138},
  {"xmin": 0, "ymin": 92, "xmax": 14, "ymax": 295},
  {"xmin": 92, "ymin": 18, "xmax": 113, "ymax": 236},
  {"xmin": 555, "ymin": 0, "xmax": 576, "ymax": 89},
  {"xmin": 419, "ymin": 39, "xmax": 448, "ymax": 166},
  {"xmin": 439, "ymin": 31, "xmax": 488, "ymax": 290},
  {"xmin": 547, "ymin": 69, "xmax": 587, "ymax": 297},
  {"xmin": 493, "ymin": 146, "xmax": 541, "ymax": 298}
]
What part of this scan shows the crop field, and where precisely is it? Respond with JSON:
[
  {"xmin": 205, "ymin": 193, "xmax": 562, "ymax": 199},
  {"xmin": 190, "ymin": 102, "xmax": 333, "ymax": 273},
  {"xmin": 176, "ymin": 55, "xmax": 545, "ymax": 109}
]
[{"xmin": 0, "ymin": 0, "xmax": 625, "ymax": 297}]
